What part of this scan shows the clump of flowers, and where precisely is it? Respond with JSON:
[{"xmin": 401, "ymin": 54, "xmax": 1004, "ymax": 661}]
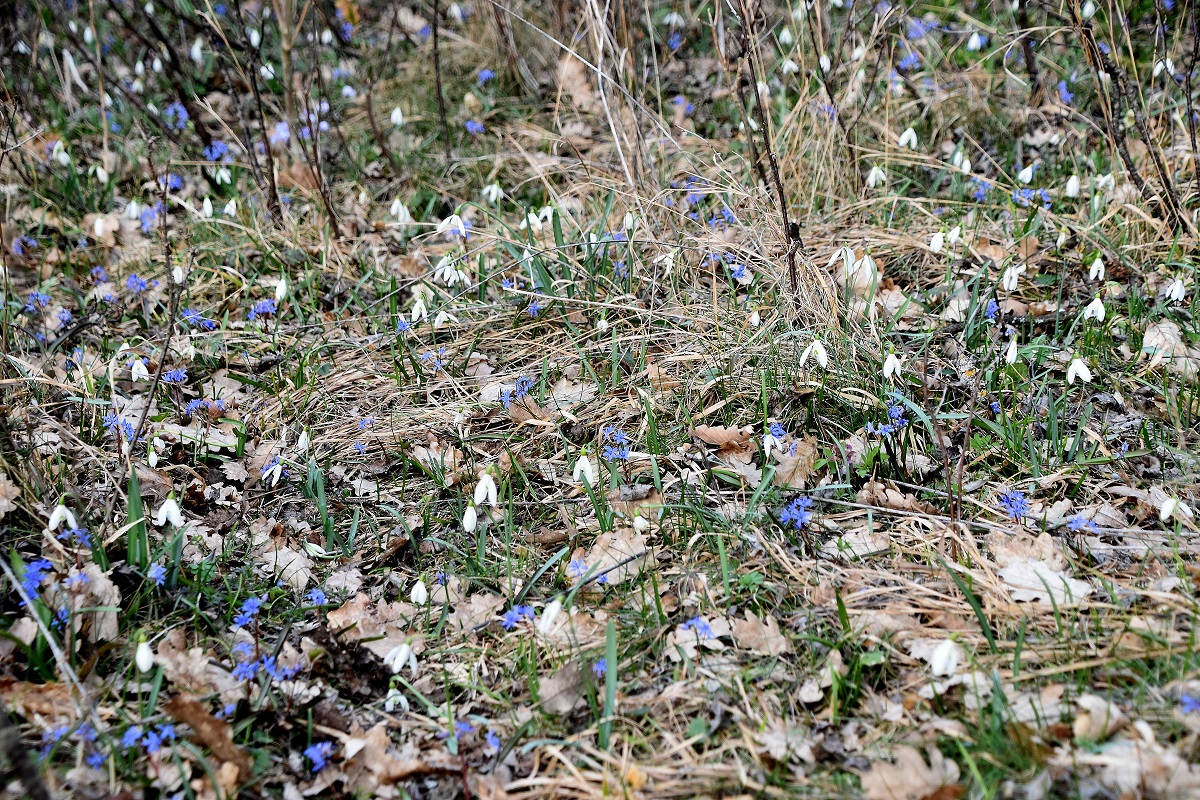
[
  {"xmin": 601, "ymin": 425, "xmax": 630, "ymax": 461},
  {"xmin": 866, "ymin": 393, "xmax": 908, "ymax": 437},
  {"xmin": 501, "ymin": 376, "xmax": 535, "ymax": 409},
  {"xmin": 779, "ymin": 496, "xmax": 814, "ymax": 530},
  {"xmin": 998, "ymin": 489, "xmax": 1029, "ymax": 521}
]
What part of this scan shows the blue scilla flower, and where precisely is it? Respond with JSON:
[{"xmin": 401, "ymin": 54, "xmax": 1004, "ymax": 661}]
[
  {"xmin": 465, "ymin": 120, "xmax": 484, "ymax": 135},
  {"xmin": 248, "ymin": 298, "xmax": 277, "ymax": 320},
  {"xmin": 20, "ymin": 559, "xmax": 53, "ymax": 604},
  {"xmin": 780, "ymin": 496, "xmax": 813, "ymax": 529},
  {"xmin": 998, "ymin": 489, "xmax": 1029, "ymax": 521},
  {"xmin": 163, "ymin": 102, "xmax": 189, "ymax": 131},
  {"xmin": 305, "ymin": 741, "xmax": 334, "ymax": 772},
  {"xmin": 682, "ymin": 616, "xmax": 714, "ymax": 639},
  {"xmin": 1057, "ymin": 80, "xmax": 1073, "ymax": 104},
  {"xmin": 667, "ymin": 31, "xmax": 683, "ymax": 50},
  {"xmin": 477, "ymin": 68, "xmax": 496, "ymax": 86}
]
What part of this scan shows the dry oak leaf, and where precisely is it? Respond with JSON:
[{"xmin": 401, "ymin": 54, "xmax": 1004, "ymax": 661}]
[
  {"xmin": 0, "ymin": 678, "xmax": 79, "ymax": 722},
  {"xmin": 579, "ymin": 528, "xmax": 648, "ymax": 586},
  {"xmin": 857, "ymin": 480, "xmax": 938, "ymax": 514},
  {"xmin": 449, "ymin": 592, "xmax": 505, "ymax": 630},
  {"xmin": 1085, "ymin": 738, "xmax": 1200, "ymax": 796},
  {"xmin": 556, "ymin": 55, "xmax": 599, "ymax": 113},
  {"xmin": 732, "ymin": 611, "xmax": 792, "ymax": 655},
  {"xmin": 540, "ymin": 661, "xmax": 586, "ymax": 714},
  {"xmin": 1072, "ymin": 694, "xmax": 1127, "ymax": 742},
  {"xmin": 155, "ymin": 629, "xmax": 244, "ymax": 706},
  {"xmin": 773, "ymin": 436, "xmax": 818, "ymax": 490},
  {"xmin": 164, "ymin": 694, "xmax": 254, "ymax": 783},
  {"xmin": 691, "ymin": 425, "xmax": 753, "ymax": 451},
  {"xmin": 860, "ymin": 745, "xmax": 962, "ymax": 800},
  {"xmin": 410, "ymin": 433, "xmax": 464, "ymax": 486},
  {"xmin": 1142, "ymin": 319, "xmax": 1200, "ymax": 379}
]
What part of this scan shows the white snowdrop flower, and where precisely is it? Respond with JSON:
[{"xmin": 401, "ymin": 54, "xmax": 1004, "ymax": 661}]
[
  {"xmin": 632, "ymin": 515, "xmax": 650, "ymax": 532},
  {"xmin": 800, "ymin": 339, "xmax": 829, "ymax": 370},
  {"xmin": 819, "ymin": 53, "xmax": 831, "ymax": 72},
  {"xmin": 135, "ymin": 59, "xmax": 145, "ymax": 76},
  {"xmin": 1089, "ymin": 257, "xmax": 1105, "ymax": 282},
  {"xmin": 410, "ymin": 579, "xmax": 429, "ymax": 604},
  {"xmin": 295, "ymin": 429, "xmax": 310, "ymax": 455},
  {"xmin": 190, "ymin": 36, "xmax": 203, "ymax": 64},
  {"xmin": 947, "ymin": 226, "xmax": 961, "ymax": 245},
  {"xmin": 131, "ymin": 358, "xmax": 150, "ymax": 382},
  {"xmin": 536, "ymin": 599, "xmax": 563, "ymax": 635},
  {"xmin": 852, "ymin": 44, "xmax": 866, "ymax": 61},
  {"xmin": 929, "ymin": 231, "xmax": 945, "ymax": 254},
  {"xmin": 95, "ymin": 165, "xmax": 109, "ymax": 185},
  {"xmin": 781, "ymin": 58, "xmax": 799, "ymax": 75},
  {"xmin": 303, "ymin": 542, "xmax": 328, "ymax": 558},
  {"xmin": 449, "ymin": 2, "xmax": 465, "ymax": 22},
  {"xmin": 263, "ymin": 459, "xmax": 283, "ymax": 487},
  {"xmin": 518, "ymin": 213, "xmax": 543, "ymax": 233},
  {"xmin": 432, "ymin": 309, "xmax": 459, "ymax": 329},
  {"xmin": 883, "ymin": 353, "xmax": 904, "ymax": 381},
  {"xmin": 125, "ymin": 200, "xmax": 141, "ymax": 221},
  {"xmin": 481, "ymin": 183, "xmax": 504, "ymax": 204},
  {"xmin": 147, "ymin": 439, "xmax": 159, "ymax": 468},
  {"xmin": 1166, "ymin": 278, "xmax": 1187, "ymax": 302},
  {"xmin": 966, "ymin": 31, "xmax": 983, "ymax": 51},
  {"xmin": 1160, "ymin": 497, "xmax": 1180, "ymax": 523},
  {"xmin": 83, "ymin": 26, "xmax": 94, "ymax": 44},
  {"xmin": 1096, "ymin": 173, "xmax": 1114, "ymax": 191},
  {"xmin": 275, "ymin": 275, "xmax": 287, "ymax": 302},
  {"xmin": 136, "ymin": 640, "xmax": 154, "ymax": 672},
  {"xmin": 830, "ymin": 0, "xmax": 843, "ymax": 8},
  {"xmin": 390, "ymin": 198, "xmax": 413, "ymax": 223},
  {"xmin": 852, "ymin": 253, "xmax": 877, "ymax": 279},
  {"xmin": 411, "ymin": 296, "xmax": 428, "ymax": 323},
  {"xmin": 1081, "ymin": 0, "xmax": 1096, "ymax": 17},
  {"xmin": 131, "ymin": 78, "xmax": 144, "ymax": 93},
  {"xmin": 437, "ymin": 213, "xmax": 467, "ymax": 238},
  {"xmin": 652, "ymin": 249, "xmax": 677, "ymax": 274},
  {"xmin": 248, "ymin": 28, "xmax": 261, "ymax": 47},
  {"xmin": 215, "ymin": 166, "xmax": 231, "ymax": 184},
  {"xmin": 223, "ymin": 198, "xmax": 237, "ymax": 216},
  {"xmin": 462, "ymin": 504, "xmax": 478, "ymax": 532},
  {"xmin": 1083, "ymin": 296, "xmax": 1105, "ymax": 322},
  {"xmin": 762, "ymin": 426, "xmax": 784, "ymax": 459},
  {"xmin": 573, "ymin": 454, "xmax": 596, "ymax": 486},
  {"xmin": 1005, "ymin": 337, "xmax": 1019, "ymax": 364},
  {"xmin": 960, "ymin": 157, "xmax": 971, "ymax": 174},
  {"xmin": 1002, "ymin": 263, "xmax": 1026, "ymax": 292},
  {"xmin": 320, "ymin": 28, "xmax": 334, "ymax": 45},
  {"xmin": 341, "ymin": 84, "xmax": 357, "ymax": 99},
  {"xmin": 201, "ymin": 197, "xmax": 213, "ymax": 218},
  {"xmin": 748, "ymin": 309, "xmax": 761, "ymax": 327},
  {"xmin": 16, "ymin": 40, "xmax": 30, "ymax": 56},
  {"xmin": 382, "ymin": 640, "xmax": 415, "ymax": 674},
  {"xmin": 827, "ymin": 246, "xmax": 855, "ymax": 272},
  {"xmin": 259, "ymin": 62, "xmax": 275, "ymax": 79},
  {"xmin": 153, "ymin": 496, "xmax": 185, "ymax": 527},
  {"xmin": 172, "ymin": 265, "xmax": 184, "ymax": 285},
  {"xmin": 664, "ymin": 11, "xmax": 686, "ymax": 27},
  {"xmin": 623, "ymin": 211, "xmax": 635, "ymax": 233},
  {"xmin": 897, "ymin": 127, "xmax": 918, "ymax": 149},
  {"xmin": 474, "ymin": 473, "xmax": 498, "ymax": 507},
  {"xmin": 48, "ymin": 504, "xmax": 78, "ymax": 532},
  {"xmin": 952, "ymin": 151, "xmax": 963, "ymax": 168},
  {"xmin": 930, "ymin": 639, "xmax": 960, "ymax": 677},
  {"xmin": 1065, "ymin": 174, "xmax": 1081, "ymax": 197},
  {"xmin": 53, "ymin": 141, "xmax": 71, "ymax": 166},
  {"xmin": 866, "ymin": 165, "xmax": 887, "ymax": 188},
  {"xmin": 151, "ymin": 56, "xmax": 163, "ymax": 73},
  {"xmin": 1017, "ymin": 165, "xmax": 1034, "ymax": 184},
  {"xmin": 537, "ymin": 206, "xmax": 555, "ymax": 224},
  {"xmin": 93, "ymin": 216, "xmax": 106, "ymax": 238},
  {"xmin": 779, "ymin": 28, "xmax": 794, "ymax": 46},
  {"xmin": 1066, "ymin": 357, "xmax": 1092, "ymax": 385},
  {"xmin": 1056, "ymin": 230, "xmax": 1068, "ymax": 249},
  {"xmin": 384, "ymin": 688, "xmax": 407, "ymax": 712}
]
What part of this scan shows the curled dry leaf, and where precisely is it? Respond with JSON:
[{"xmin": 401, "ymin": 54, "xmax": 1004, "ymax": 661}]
[
  {"xmin": 1142, "ymin": 320, "xmax": 1200, "ymax": 379},
  {"xmin": 857, "ymin": 480, "xmax": 938, "ymax": 514},
  {"xmin": 539, "ymin": 661, "xmax": 586, "ymax": 714},
  {"xmin": 773, "ymin": 436, "xmax": 818, "ymax": 490},
  {"xmin": 256, "ymin": 541, "xmax": 313, "ymax": 591},
  {"xmin": 1073, "ymin": 694, "xmax": 1127, "ymax": 741},
  {"xmin": 164, "ymin": 694, "xmax": 254, "ymax": 783},
  {"xmin": 410, "ymin": 433, "xmax": 464, "ymax": 486},
  {"xmin": 578, "ymin": 528, "xmax": 648, "ymax": 586},
  {"xmin": 860, "ymin": 745, "xmax": 962, "ymax": 800},
  {"xmin": 732, "ymin": 611, "xmax": 792, "ymax": 655},
  {"xmin": 156, "ymin": 628, "xmax": 245, "ymax": 705},
  {"xmin": 0, "ymin": 472, "xmax": 20, "ymax": 518},
  {"xmin": 556, "ymin": 55, "xmax": 599, "ymax": 113}
]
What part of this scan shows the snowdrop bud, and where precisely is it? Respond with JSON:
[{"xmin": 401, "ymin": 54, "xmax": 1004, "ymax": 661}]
[
  {"xmin": 449, "ymin": 3, "xmax": 465, "ymax": 22},
  {"xmin": 898, "ymin": 127, "xmax": 918, "ymax": 149},
  {"xmin": 172, "ymin": 265, "xmax": 184, "ymax": 284},
  {"xmin": 136, "ymin": 640, "xmax": 154, "ymax": 673},
  {"xmin": 1066, "ymin": 357, "xmax": 1092, "ymax": 385},
  {"xmin": 883, "ymin": 353, "xmax": 903, "ymax": 381},
  {"xmin": 215, "ymin": 166, "xmax": 231, "ymax": 184},
  {"xmin": 1056, "ymin": 230, "xmax": 1068, "ymax": 249},
  {"xmin": 819, "ymin": 54, "xmax": 831, "ymax": 72},
  {"xmin": 967, "ymin": 32, "xmax": 983, "ymax": 51},
  {"xmin": 536, "ymin": 599, "xmax": 563, "ymax": 635},
  {"xmin": 260, "ymin": 63, "xmax": 275, "ymax": 79},
  {"xmin": 748, "ymin": 310, "xmax": 761, "ymax": 327},
  {"xmin": 633, "ymin": 514, "xmax": 650, "ymax": 532},
  {"xmin": 55, "ymin": 145, "xmax": 71, "ymax": 167},
  {"xmin": 48, "ymin": 504, "xmax": 78, "ymax": 532},
  {"xmin": 947, "ymin": 226, "xmax": 961, "ymax": 245},
  {"xmin": 960, "ymin": 157, "xmax": 971, "ymax": 174},
  {"xmin": 852, "ymin": 45, "xmax": 865, "ymax": 60},
  {"xmin": 153, "ymin": 495, "xmax": 185, "ymax": 527},
  {"xmin": 144, "ymin": 1, "xmax": 154, "ymax": 14},
  {"xmin": 125, "ymin": 200, "xmax": 141, "ymax": 220},
  {"xmin": 93, "ymin": 216, "xmax": 106, "ymax": 238},
  {"xmin": 147, "ymin": 441, "xmax": 158, "ymax": 468},
  {"xmin": 1082, "ymin": 0, "xmax": 1096, "ymax": 19},
  {"xmin": 930, "ymin": 639, "xmax": 960, "ymax": 677},
  {"xmin": 275, "ymin": 275, "xmax": 287, "ymax": 302},
  {"xmin": 866, "ymin": 165, "xmax": 886, "ymax": 188},
  {"xmin": 131, "ymin": 78, "xmax": 144, "ymax": 93},
  {"xmin": 321, "ymin": 28, "xmax": 334, "ymax": 45},
  {"xmin": 388, "ymin": 107, "xmax": 405, "ymax": 128},
  {"xmin": 249, "ymin": 27, "xmax": 261, "ymax": 47},
  {"xmin": 295, "ymin": 430, "xmax": 310, "ymax": 455},
  {"xmin": 1017, "ymin": 165, "xmax": 1034, "ymax": 184},
  {"xmin": 573, "ymin": 455, "xmax": 596, "ymax": 486},
  {"xmin": 69, "ymin": 20, "xmax": 77, "ymax": 33},
  {"xmin": 1166, "ymin": 278, "xmax": 1187, "ymax": 302},
  {"xmin": 411, "ymin": 296, "xmax": 427, "ymax": 323},
  {"xmin": 952, "ymin": 151, "xmax": 963, "ymax": 168},
  {"xmin": 201, "ymin": 197, "xmax": 213, "ymax": 218},
  {"xmin": 84, "ymin": 26, "xmax": 93, "ymax": 44},
  {"xmin": 1089, "ymin": 257, "xmax": 1105, "ymax": 282},
  {"xmin": 152, "ymin": 56, "xmax": 163, "ymax": 73},
  {"xmin": 1083, "ymin": 296, "xmax": 1105, "ymax": 322},
  {"xmin": 135, "ymin": 60, "xmax": 145, "ymax": 76},
  {"xmin": 190, "ymin": 37, "xmax": 203, "ymax": 63},
  {"xmin": 1160, "ymin": 497, "xmax": 1180, "ymax": 523},
  {"xmin": 779, "ymin": 28, "xmax": 794, "ymax": 46},
  {"xmin": 223, "ymin": 198, "xmax": 237, "ymax": 216},
  {"xmin": 1065, "ymin": 175, "xmax": 1080, "ymax": 197},
  {"xmin": 799, "ymin": 339, "xmax": 829, "ymax": 369},
  {"xmin": 410, "ymin": 580, "xmax": 429, "ymax": 604},
  {"xmin": 1005, "ymin": 337, "xmax": 1019, "ymax": 364},
  {"xmin": 95, "ymin": 165, "xmax": 109, "ymax": 183},
  {"xmin": 462, "ymin": 504, "xmax": 478, "ymax": 532},
  {"xmin": 929, "ymin": 231, "xmax": 944, "ymax": 254},
  {"xmin": 474, "ymin": 473, "xmax": 498, "ymax": 507},
  {"xmin": 781, "ymin": 59, "xmax": 799, "ymax": 75},
  {"xmin": 1002, "ymin": 264, "xmax": 1025, "ymax": 291}
]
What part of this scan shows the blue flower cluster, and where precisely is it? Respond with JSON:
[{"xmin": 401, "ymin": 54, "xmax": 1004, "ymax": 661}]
[
  {"xmin": 601, "ymin": 425, "xmax": 630, "ymax": 461},
  {"xmin": 1012, "ymin": 188, "xmax": 1052, "ymax": 210},
  {"xmin": 682, "ymin": 616, "xmax": 714, "ymax": 639},
  {"xmin": 501, "ymin": 376, "xmax": 535, "ymax": 408},
  {"xmin": 182, "ymin": 308, "xmax": 217, "ymax": 330},
  {"xmin": 20, "ymin": 559, "xmax": 53, "ymax": 605},
  {"xmin": 103, "ymin": 411, "xmax": 137, "ymax": 442},
  {"xmin": 305, "ymin": 741, "xmax": 334, "ymax": 772},
  {"xmin": 248, "ymin": 298, "xmax": 277, "ymax": 320},
  {"xmin": 501, "ymin": 604, "xmax": 535, "ymax": 630},
  {"xmin": 163, "ymin": 101, "xmax": 189, "ymax": 131},
  {"xmin": 866, "ymin": 393, "xmax": 909, "ymax": 437},
  {"xmin": 998, "ymin": 489, "xmax": 1029, "ymax": 521},
  {"xmin": 121, "ymin": 722, "xmax": 177, "ymax": 755},
  {"xmin": 780, "ymin": 496, "xmax": 814, "ymax": 530}
]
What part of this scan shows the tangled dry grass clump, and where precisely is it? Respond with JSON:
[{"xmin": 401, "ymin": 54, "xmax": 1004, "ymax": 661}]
[{"xmin": 2, "ymin": 0, "xmax": 1200, "ymax": 797}]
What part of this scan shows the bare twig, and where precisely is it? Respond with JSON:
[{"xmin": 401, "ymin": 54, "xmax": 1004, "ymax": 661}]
[{"xmin": 431, "ymin": 0, "xmax": 451, "ymax": 161}]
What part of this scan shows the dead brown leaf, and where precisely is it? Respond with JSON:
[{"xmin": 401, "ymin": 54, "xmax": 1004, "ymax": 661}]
[
  {"xmin": 164, "ymin": 694, "xmax": 254, "ymax": 783},
  {"xmin": 860, "ymin": 745, "xmax": 962, "ymax": 800},
  {"xmin": 732, "ymin": 611, "xmax": 792, "ymax": 655}
]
